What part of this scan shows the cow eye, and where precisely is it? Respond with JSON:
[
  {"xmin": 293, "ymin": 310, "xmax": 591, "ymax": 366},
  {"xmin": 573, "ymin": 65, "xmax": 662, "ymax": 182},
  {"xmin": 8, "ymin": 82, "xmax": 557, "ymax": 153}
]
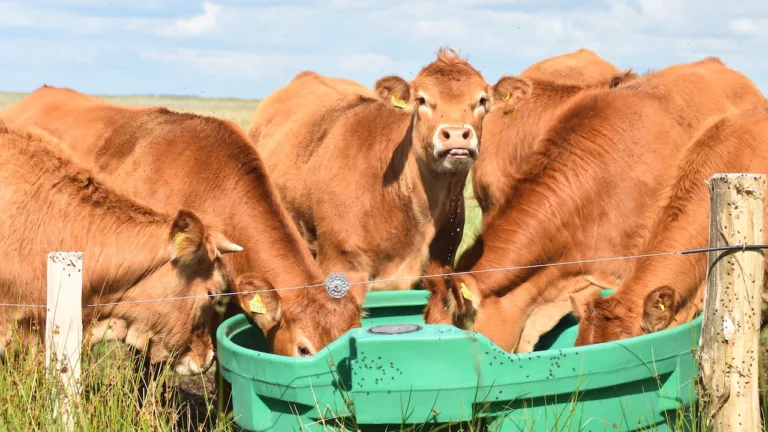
[
  {"xmin": 417, "ymin": 96, "xmax": 427, "ymax": 105},
  {"xmin": 297, "ymin": 345, "xmax": 312, "ymax": 357},
  {"xmin": 478, "ymin": 97, "xmax": 487, "ymax": 107}
]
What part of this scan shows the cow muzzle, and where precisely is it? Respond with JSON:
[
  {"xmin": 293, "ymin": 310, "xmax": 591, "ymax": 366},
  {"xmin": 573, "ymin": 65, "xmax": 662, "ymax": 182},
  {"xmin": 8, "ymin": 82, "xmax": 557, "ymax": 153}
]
[
  {"xmin": 173, "ymin": 349, "xmax": 215, "ymax": 375},
  {"xmin": 432, "ymin": 125, "xmax": 478, "ymax": 164}
]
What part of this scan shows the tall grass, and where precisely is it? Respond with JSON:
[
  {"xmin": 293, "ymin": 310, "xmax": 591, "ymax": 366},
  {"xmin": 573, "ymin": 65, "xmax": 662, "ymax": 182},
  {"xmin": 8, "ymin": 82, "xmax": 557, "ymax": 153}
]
[
  {"xmin": 0, "ymin": 92, "xmax": 260, "ymax": 431},
  {"xmin": 0, "ymin": 323, "xmax": 237, "ymax": 432}
]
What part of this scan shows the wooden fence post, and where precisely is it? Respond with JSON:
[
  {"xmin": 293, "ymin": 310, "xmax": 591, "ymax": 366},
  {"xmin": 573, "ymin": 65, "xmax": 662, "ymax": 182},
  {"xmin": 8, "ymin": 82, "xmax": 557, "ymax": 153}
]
[
  {"xmin": 698, "ymin": 173, "xmax": 765, "ymax": 431},
  {"xmin": 45, "ymin": 251, "xmax": 83, "ymax": 432}
]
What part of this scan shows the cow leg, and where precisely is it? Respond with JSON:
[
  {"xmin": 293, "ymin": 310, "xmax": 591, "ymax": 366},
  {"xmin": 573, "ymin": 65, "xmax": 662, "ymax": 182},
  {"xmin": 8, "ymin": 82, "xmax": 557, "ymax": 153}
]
[{"xmin": 516, "ymin": 284, "xmax": 603, "ymax": 353}]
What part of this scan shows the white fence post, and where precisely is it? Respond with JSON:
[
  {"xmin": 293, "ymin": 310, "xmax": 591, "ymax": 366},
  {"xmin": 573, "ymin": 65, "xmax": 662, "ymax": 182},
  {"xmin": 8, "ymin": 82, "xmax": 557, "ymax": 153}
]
[{"xmin": 46, "ymin": 251, "xmax": 83, "ymax": 432}]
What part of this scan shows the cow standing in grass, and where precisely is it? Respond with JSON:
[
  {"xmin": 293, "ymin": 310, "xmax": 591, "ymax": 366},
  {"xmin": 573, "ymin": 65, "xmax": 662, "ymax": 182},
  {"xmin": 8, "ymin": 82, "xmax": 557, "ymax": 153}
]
[
  {"xmin": 0, "ymin": 121, "xmax": 241, "ymax": 374},
  {"xmin": 247, "ymin": 47, "xmax": 526, "ymax": 299},
  {"xmin": 571, "ymin": 101, "xmax": 768, "ymax": 346},
  {"xmin": 422, "ymin": 57, "xmax": 766, "ymax": 353},
  {"xmin": 1, "ymin": 87, "xmax": 367, "ymax": 417},
  {"xmin": 1, "ymin": 85, "xmax": 361, "ymax": 358}
]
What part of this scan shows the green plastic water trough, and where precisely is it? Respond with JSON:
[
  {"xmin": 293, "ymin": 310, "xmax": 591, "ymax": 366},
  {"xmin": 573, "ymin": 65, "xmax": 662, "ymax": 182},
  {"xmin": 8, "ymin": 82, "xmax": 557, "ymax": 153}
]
[{"xmin": 217, "ymin": 289, "xmax": 702, "ymax": 431}]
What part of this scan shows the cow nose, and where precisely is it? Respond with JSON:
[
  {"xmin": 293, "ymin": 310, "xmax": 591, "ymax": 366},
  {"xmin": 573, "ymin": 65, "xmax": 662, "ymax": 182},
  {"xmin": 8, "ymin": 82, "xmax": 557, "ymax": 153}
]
[{"xmin": 438, "ymin": 126, "xmax": 473, "ymax": 146}]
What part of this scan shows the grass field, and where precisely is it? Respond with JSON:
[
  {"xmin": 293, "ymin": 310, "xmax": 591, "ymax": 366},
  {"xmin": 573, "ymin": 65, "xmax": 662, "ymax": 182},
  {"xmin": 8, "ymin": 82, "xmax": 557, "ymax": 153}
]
[
  {"xmin": 0, "ymin": 91, "xmax": 486, "ymax": 431},
  {"xmin": 0, "ymin": 91, "xmax": 261, "ymax": 130}
]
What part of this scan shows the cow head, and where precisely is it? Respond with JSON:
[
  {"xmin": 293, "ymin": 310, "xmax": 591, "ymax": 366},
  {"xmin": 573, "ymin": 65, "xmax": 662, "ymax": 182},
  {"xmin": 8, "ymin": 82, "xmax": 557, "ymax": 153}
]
[
  {"xmin": 235, "ymin": 281, "xmax": 364, "ymax": 357},
  {"xmin": 571, "ymin": 286, "xmax": 677, "ymax": 346},
  {"xmin": 375, "ymin": 47, "xmax": 532, "ymax": 174},
  {"xmin": 422, "ymin": 269, "xmax": 479, "ymax": 329},
  {"xmin": 92, "ymin": 209, "xmax": 243, "ymax": 375}
]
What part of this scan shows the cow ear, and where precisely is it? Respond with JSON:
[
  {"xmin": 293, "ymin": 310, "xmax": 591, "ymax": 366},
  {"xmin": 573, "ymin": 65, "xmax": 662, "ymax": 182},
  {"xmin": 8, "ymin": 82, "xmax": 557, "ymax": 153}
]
[
  {"xmin": 642, "ymin": 286, "xmax": 676, "ymax": 333},
  {"xmin": 608, "ymin": 69, "xmax": 638, "ymax": 88},
  {"xmin": 234, "ymin": 277, "xmax": 282, "ymax": 332},
  {"xmin": 374, "ymin": 75, "xmax": 412, "ymax": 111},
  {"xmin": 569, "ymin": 290, "xmax": 599, "ymax": 320},
  {"xmin": 490, "ymin": 75, "xmax": 532, "ymax": 113},
  {"xmin": 446, "ymin": 275, "xmax": 479, "ymax": 328},
  {"xmin": 170, "ymin": 209, "xmax": 243, "ymax": 266},
  {"xmin": 169, "ymin": 209, "xmax": 212, "ymax": 265}
]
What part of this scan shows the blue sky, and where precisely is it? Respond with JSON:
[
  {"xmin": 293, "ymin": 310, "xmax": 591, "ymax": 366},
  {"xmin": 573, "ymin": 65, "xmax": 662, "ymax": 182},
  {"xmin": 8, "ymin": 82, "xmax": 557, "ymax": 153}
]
[{"xmin": 1, "ymin": 0, "xmax": 766, "ymax": 99}]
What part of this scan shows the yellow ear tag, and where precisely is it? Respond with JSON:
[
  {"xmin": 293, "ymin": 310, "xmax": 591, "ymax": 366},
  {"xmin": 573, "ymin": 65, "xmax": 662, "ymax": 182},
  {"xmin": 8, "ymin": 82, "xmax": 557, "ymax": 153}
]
[
  {"xmin": 504, "ymin": 92, "xmax": 511, "ymax": 102},
  {"xmin": 658, "ymin": 302, "xmax": 666, "ymax": 312},
  {"xmin": 249, "ymin": 294, "xmax": 268, "ymax": 315},
  {"xmin": 460, "ymin": 283, "xmax": 474, "ymax": 302},
  {"xmin": 391, "ymin": 95, "xmax": 408, "ymax": 109},
  {"xmin": 504, "ymin": 108, "xmax": 517, "ymax": 115},
  {"xmin": 172, "ymin": 232, "xmax": 186, "ymax": 253}
]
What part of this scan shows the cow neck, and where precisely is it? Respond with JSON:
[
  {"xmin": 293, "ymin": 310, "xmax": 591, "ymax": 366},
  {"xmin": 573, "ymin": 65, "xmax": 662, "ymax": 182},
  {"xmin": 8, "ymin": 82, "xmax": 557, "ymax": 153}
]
[
  {"xmin": 70, "ymin": 212, "xmax": 171, "ymax": 307},
  {"xmin": 413, "ymin": 158, "xmax": 468, "ymax": 224},
  {"xmin": 6, "ymin": 129, "xmax": 173, "ymax": 309},
  {"xmin": 610, "ymin": 251, "xmax": 705, "ymax": 328},
  {"xmin": 216, "ymin": 163, "xmax": 324, "ymax": 292},
  {"xmin": 612, "ymin": 190, "xmax": 711, "ymax": 321},
  {"xmin": 465, "ymin": 187, "xmax": 576, "ymax": 299},
  {"xmin": 459, "ymin": 82, "xmax": 625, "ymax": 302},
  {"xmin": 499, "ymin": 81, "xmax": 588, "ymax": 172},
  {"xmin": 459, "ymin": 147, "xmax": 620, "ymax": 309},
  {"xmin": 478, "ymin": 81, "xmax": 598, "ymax": 217}
]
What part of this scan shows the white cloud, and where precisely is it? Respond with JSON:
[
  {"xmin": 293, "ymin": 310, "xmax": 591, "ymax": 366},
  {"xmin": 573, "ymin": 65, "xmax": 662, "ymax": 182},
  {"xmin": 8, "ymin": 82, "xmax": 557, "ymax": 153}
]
[
  {"xmin": 142, "ymin": 48, "xmax": 420, "ymax": 86},
  {"xmin": 160, "ymin": 2, "xmax": 222, "ymax": 36},
  {"xmin": 729, "ymin": 18, "xmax": 760, "ymax": 36},
  {"xmin": 141, "ymin": 48, "xmax": 321, "ymax": 80},
  {"xmin": 0, "ymin": 2, "xmax": 110, "ymax": 33},
  {"xmin": 1, "ymin": 0, "xmax": 768, "ymax": 98},
  {"xmin": 338, "ymin": 53, "xmax": 396, "ymax": 74}
]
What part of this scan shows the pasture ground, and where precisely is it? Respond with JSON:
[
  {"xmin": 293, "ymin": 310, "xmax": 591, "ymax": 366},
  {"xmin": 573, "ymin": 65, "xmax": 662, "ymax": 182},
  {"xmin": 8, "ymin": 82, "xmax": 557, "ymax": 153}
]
[{"xmin": 0, "ymin": 91, "xmax": 485, "ymax": 431}]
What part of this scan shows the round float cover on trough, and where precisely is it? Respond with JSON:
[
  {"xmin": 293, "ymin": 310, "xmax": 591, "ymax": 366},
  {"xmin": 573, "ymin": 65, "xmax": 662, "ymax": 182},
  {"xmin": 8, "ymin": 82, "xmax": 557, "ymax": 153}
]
[{"xmin": 367, "ymin": 324, "xmax": 422, "ymax": 335}]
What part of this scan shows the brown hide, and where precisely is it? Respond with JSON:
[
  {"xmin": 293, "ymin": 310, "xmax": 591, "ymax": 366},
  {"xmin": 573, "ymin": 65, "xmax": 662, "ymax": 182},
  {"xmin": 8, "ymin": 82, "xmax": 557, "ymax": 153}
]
[
  {"xmin": 573, "ymin": 102, "xmax": 768, "ymax": 346},
  {"xmin": 422, "ymin": 57, "xmax": 765, "ymax": 353},
  {"xmin": 519, "ymin": 48, "xmax": 624, "ymax": 86},
  {"xmin": 0, "ymin": 121, "xmax": 240, "ymax": 374},
  {"xmin": 247, "ymin": 47, "xmax": 528, "ymax": 299},
  {"xmin": 0, "ymin": 87, "xmax": 356, "ymax": 358},
  {"xmin": 472, "ymin": 48, "xmax": 633, "ymax": 217}
]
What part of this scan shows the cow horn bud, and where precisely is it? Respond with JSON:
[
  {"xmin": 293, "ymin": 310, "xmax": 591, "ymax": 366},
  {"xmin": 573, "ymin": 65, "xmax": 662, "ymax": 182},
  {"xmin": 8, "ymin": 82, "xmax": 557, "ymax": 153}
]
[{"xmin": 216, "ymin": 238, "xmax": 243, "ymax": 254}]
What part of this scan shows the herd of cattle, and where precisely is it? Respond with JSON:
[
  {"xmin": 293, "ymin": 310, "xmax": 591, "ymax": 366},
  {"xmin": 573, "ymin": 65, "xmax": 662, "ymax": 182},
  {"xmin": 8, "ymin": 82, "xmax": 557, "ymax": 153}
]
[{"xmin": 1, "ymin": 47, "xmax": 767, "ymax": 384}]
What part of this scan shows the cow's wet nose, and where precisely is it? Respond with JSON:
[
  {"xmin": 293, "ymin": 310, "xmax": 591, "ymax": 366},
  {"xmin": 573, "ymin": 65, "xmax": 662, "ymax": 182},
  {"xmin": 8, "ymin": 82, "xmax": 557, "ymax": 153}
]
[
  {"xmin": 439, "ymin": 126, "xmax": 473, "ymax": 146},
  {"xmin": 174, "ymin": 349, "xmax": 215, "ymax": 375}
]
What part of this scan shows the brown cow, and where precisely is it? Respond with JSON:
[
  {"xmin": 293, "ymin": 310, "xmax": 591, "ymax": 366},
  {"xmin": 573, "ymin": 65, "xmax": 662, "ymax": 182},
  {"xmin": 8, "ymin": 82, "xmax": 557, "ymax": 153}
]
[
  {"xmin": 0, "ymin": 121, "xmax": 242, "ymax": 374},
  {"xmin": 247, "ymin": 47, "xmax": 527, "ymax": 297},
  {"xmin": 571, "ymin": 101, "xmax": 768, "ymax": 346},
  {"xmin": 519, "ymin": 48, "xmax": 625, "ymax": 86},
  {"xmin": 421, "ymin": 57, "xmax": 765, "ymax": 353},
  {"xmin": 471, "ymin": 48, "xmax": 634, "ymax": 217},
  {"xmin": 0, "ymin": 86, "xmax": 361, "ymax": 359}
]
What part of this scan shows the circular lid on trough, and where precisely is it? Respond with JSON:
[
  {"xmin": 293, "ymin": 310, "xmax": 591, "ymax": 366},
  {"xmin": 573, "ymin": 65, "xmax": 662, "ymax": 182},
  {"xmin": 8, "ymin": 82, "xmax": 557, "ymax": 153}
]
[{"xmin": 367, "ymin": 324, "xmax": 422, "ymax": 335}]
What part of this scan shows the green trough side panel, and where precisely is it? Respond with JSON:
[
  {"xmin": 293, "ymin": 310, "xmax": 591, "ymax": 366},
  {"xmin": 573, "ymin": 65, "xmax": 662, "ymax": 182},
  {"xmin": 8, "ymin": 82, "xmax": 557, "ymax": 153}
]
[{"xmin": 217, "ymin": 289, "xmax": 701, "ymax": 432}]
